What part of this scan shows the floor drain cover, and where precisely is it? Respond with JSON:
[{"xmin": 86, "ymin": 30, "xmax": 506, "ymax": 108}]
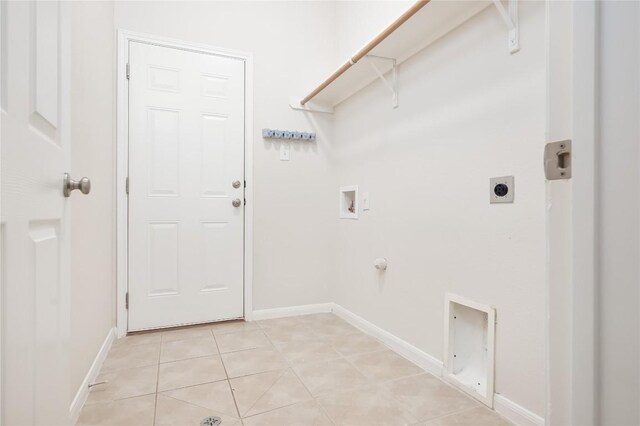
[{"xmin": 200, "ymin": 416, "xmax": 222, "ymax": 426}]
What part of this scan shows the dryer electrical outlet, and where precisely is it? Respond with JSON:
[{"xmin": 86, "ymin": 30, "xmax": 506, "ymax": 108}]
[{"xmin": 489, "ymin": 176, "xmax": 514, "ymax": 203}]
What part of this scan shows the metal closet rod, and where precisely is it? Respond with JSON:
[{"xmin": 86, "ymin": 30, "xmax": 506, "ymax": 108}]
[{"xmin": 300, "ymin": 0, "xmax": 431, "ymax": 106}]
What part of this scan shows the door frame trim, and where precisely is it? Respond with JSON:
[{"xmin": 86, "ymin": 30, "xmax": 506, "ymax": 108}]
[
  {"xmin": 545, "ymin": 2, "xmax": 599, "ymax": 424},
  {"xmin": 115, "ymin": 30, "xmax": 254, "ymax": 337},
  {"xmin": 569, "ymin": 2, "xmax": 598, "ymax": 423}
]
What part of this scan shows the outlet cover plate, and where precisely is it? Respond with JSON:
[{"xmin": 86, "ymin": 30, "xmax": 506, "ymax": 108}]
[
  {"xmin": 362, "ymin": 192, "xmax": 371, "ymax": 211},
  {"xmin": 280, "ymin": 144, "xmax": 290, "ymax": 161},
  {"xmin": 490, "ymin": 176, "xmax": 514, "ymax": 204}
]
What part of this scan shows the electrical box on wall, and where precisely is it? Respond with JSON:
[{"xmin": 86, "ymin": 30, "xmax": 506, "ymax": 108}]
[
  {"xmin": 444, "ymin": 294, "xmax": 496, "ymax": 407},
  {"xmin": 279, "ymin": 144, "xmax": 290, "ymax": 161},
  {"xmin": 339, "ymin": 186, "xmax": 358, "ymax": 219},
  {"xmin": 362, "ymin": 192, "xmax": 371, "ymax": 211},
  {"xmin": 490, "ymin": 176, "xmax": 514, "ymax": 204}
]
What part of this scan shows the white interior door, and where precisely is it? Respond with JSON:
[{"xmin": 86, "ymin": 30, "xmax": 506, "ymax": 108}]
[
  {"xmin": 1, "ymin": 1, "xmax": 71, "ymax": 424},
  {"xmin": 128, "ymin": 42, "xmax": 245, "ymax": 331}
]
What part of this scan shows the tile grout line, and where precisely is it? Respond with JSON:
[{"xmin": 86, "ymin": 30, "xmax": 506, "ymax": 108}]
[
  {"xmin": 152, "ymin": 336, "xmax": 161, "ymax": 426},
  {"xmin": 215, "ymin": 329, "xmax": 272, "ymax": 355},
  {"xmin": 160, "ymin": 393, "xmax": 233, "ymax": 421},
  {"xmin": 212, "ymin": 329, "xmax": 243, "ymax": 421},
  {"xmin": 155, "ymin": 332, "xmax": 245, "ymax": 420},
  {"xmin": 256, "ymin": 322, "xmax": 329, "ymax": 422},
  {"xmin": 325, "ymin": 314, "xmax": 494, "ymax": 424},
  {"xmin": 83, "ymin": 320, "xmax": 287, "ymax": 423},
  {"xmin": 154, "ymin": 327, "xmax": 276, "ymax": 367},
  {"xmin": 241, "ymin": 398, "xmax": 336, "ymax": 424},
  {"xmin": 338, "ymin": 336, "xmax": 479, "ymax": 408},
  {"xmin": 415, "ymin": 405, "xmax": 485, "ymax": 424},
  {"xmin": 314, "ymin": 396, "xmax": 339, "ymax": 426},
  {"xmin": 152, "ymin": 378, "xmax": 229, "ymax": 393},
  {"xmin": 263, "ymin": 317, "xmax": 350, "ymax": 426},
  {"xmin": 268, "ymin": 316, "xmax": 435, "ymax": 424},
  {"xmin": 308, "ymin": 318, "xmax": 420, "ymax": 425},
  {"xmin": 101, "ymin": 315, "xmax": 502, "ymax": 425},
  {"xmin": 223, "ymin": 379, "xmax": 243, "ymax": 421},
  {"xmin": 156, "ymin": 329, "xmax": 220, "ymax": 365},
  {"xmin": 274, "ymin": 317, "xmax": 344, "ymax": 423},
  {"xmin": 240, "ymin": 369, "xmax": 288, "ymax": 418},
  {"xmin": 244, "ymin": 323, "xmax": 329, "ymax": 422}
]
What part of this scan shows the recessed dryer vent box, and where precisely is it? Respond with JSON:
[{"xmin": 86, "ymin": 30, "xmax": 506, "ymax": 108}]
[
  {"xmin": 339, "ymin": 186, "xmax": 358, "ymax": 219},
  {"xmin": 444, "ymin": 293, "xmax": 496, "ymax": 407}
]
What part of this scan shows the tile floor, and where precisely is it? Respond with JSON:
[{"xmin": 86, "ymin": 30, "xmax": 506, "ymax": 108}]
[{"xmin": 77, "ymin": 313, "xmax": 511, "ymax": 426}]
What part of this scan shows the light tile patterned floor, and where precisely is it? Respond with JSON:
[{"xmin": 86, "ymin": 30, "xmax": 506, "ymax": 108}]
[{"xmin": 77, "ymin": 313, "xmax": 511, "ymax": 426}]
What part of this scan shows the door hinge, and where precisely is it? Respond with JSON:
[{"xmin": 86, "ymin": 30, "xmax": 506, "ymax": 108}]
[
  {"xmin": 126, "ymin": 63, "xmax": 130, "ymax": 80},
  {"xmin": 126, "ymin": 177, "xmax": 129, "ymax": 195},
  {"xmin": 544, "ymin": 140, "xmax": 572, "ymax": 180},
  {"xmin": 125, "ymin": 292, "xmax": 129, "ymax": 310},
  {"xmin": 244, "ymin": 198, "xmax": 246, "ymax": 205}
]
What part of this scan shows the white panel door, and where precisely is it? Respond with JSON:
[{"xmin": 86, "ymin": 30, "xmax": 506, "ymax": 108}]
[
  {"xmin": 128, "ymin": 42, "xmax": 245, "ymax": 331},
  {"xmin": 1, "ymin": 1, "xmax": 71, "ymax": 424}
]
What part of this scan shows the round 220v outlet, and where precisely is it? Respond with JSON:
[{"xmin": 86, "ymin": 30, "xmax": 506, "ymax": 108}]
[
  {"xmin": 494, "ymin": 183, "xmax": 509, "ymax": 197},
  {"xmin": 489, "ymin": 176, "xmax": 514, "ymax": 203}
]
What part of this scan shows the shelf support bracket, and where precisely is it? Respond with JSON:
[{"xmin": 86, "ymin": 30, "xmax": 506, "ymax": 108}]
[
  {"xmin": 492, "ymin": 0, "xmax": 519, "ymax": 54},
  {"xmin": 365, "ymin": 55, "xmax": 398, "ymax": 109}
]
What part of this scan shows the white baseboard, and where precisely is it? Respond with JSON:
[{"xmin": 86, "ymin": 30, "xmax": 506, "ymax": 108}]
[
  {"xmin": 69, "ymin": 327, "xmax": 116, "ymax": 424},
  {"xmin": 252, "ymin": 303, "xmax": 333, "ymax": 320},
  {"xmin": 494, "ymin": 394, "xmax": 545, "ymax": 426},
  {"xmin": 255, "ymin": 302, "xmax": 544, "ymax": 426},
  {"xmin": 331, "ymin": 304, "xmax": 444, "ymax": 377},
  {"xmin": 333, "ymin": 304, "xmax": 544, "ymax": 425}
]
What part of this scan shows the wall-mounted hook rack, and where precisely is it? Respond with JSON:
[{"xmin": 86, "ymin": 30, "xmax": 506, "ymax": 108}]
[
  {"xmin": 492, "ymin": 0, "xmax": 519, "ymax": 54},
  {"xmin": 262, "ymin": 128, "xmax": 316, "ymax": 142}
]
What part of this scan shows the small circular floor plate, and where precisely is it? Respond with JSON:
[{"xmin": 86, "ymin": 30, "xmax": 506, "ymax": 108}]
[{"xmin": 201, "ymin": 416, "xmax": 222, "ymax": 426}]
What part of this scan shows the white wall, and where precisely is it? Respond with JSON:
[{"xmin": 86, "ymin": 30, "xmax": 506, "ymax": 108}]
[
  {"xmin": 334, "ymin": 0, "xmax": 413, "ymax": 61},
  {"xmin": 69, "ymin": 1, "xmax": 551, "ymax": 419},
  {"xmin": 70, "ymin": 0, "xmax": 115, "ymax": 400},
  {"xmin": 330, "ymin": 1, "xmax": 546, "ymax": 417},
  {"xmin": 597, "ymin": 2, "xmax": 640, "ymax": 423},
  {"xmin": 113, "ymin": 1, "xmax": 338, "ymax": 311}
]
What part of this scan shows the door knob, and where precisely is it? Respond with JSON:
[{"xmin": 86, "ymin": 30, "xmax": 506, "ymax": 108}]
[
  {"xmin": 232, "ymin": 198, "xmax": 242, "ymax": 207},
  {"xmin": 232, "ymin": 180, "xmax": 242, "ymax": 189},
  {"xmin": 63, "ymin": 173, "xmax": 91, "ymax": 197}
]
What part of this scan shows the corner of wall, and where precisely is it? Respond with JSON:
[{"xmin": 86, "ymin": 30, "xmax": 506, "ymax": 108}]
[{"xmin": 69, "ymin": 327, "xmax": 116, "ymax": 424}]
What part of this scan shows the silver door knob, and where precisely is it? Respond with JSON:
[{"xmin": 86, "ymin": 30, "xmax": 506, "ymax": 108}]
[
  {"xmin": 232, "ymin": 180, "xmax": 242, "ymax": 189},
  {"xmin": 63, "ymin": 173, "xmax": 91, "ymax": 197},
  {"xmin": 232, "ymin": 198, "xmax": 242, "ymax": 207}
]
